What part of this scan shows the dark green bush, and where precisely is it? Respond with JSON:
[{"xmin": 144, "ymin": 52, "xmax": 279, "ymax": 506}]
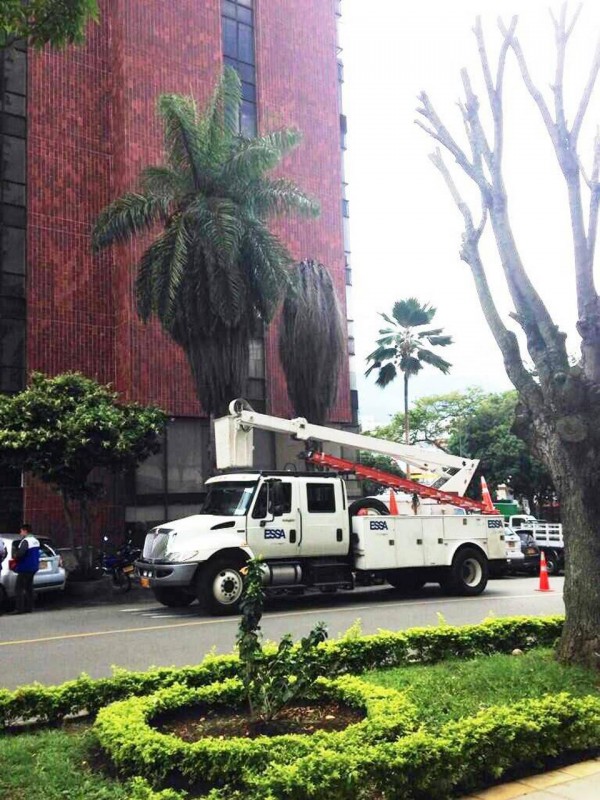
[{"xmin": 0, "ymin": 615, "xmax": 563, "ymax": 727}]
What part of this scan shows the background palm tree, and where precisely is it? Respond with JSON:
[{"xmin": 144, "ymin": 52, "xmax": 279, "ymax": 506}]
[
  {"xmin": 365, "ymin": 298, "xmax": 452, "ymax": 456},
  {"xmin": 278, "ymin": 259, "xmax": 346, "ymax": 423},
  {"xmin": 92, "ymin": 67, "xmax": 318, "ymax": 417}
]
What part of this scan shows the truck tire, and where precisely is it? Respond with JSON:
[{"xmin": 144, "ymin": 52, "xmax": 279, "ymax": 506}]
[
  {"xmin": 198, "ymin": 556, "xmax": 247, "ymax": 615},
  {"xmin": 348, "ymin": 498, "xmax": 390, "ymax": 516},
  {"xmin": 153, "ymin": 588, "xmax": 195, "ymax": 608},
  {"xmin": 442, "ymin": 547, "xmax": 488, "ymax": 596},
  {"xmin": 386, "ymin": 570, "xmax": 425, "ymax": 593}
]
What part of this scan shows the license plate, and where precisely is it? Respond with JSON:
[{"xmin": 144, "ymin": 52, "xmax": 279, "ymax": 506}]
[
  {"xmin": 140, "ymin": 577, "xmax": 150, "ymax": 588},
  {"xmin": 123, "ymin": 565, "xmax": 134, "ymax": 574},
  {"xmin": 39, "ymin": 560, "xmax": 50, "ymax": 570}
]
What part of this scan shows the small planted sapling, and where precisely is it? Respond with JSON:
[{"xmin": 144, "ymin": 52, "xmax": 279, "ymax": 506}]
[{"xmin": 236, "ymin": 558, "xmax": 328, "ymax": 723}]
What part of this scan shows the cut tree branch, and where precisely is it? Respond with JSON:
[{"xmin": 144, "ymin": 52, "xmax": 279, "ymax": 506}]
[{"xmin": 429, "ymin": 149, "xmax": 542, "ymax": 407}]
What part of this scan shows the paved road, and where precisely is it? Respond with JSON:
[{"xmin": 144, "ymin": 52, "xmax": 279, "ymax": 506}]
[{"xmin": 0, "ymin": 576, "xmax": 564, "ymax": 689}]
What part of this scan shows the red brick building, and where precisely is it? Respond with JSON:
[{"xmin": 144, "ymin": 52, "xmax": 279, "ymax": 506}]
[{"xmin": 0, "ymin": 0, "xmax": 356, "ymax": 540}]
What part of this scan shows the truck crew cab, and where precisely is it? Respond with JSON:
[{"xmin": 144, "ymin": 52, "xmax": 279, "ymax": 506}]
[{"xmin": 136, "ymin": 401, "xmax": 507, "ymax": 614}]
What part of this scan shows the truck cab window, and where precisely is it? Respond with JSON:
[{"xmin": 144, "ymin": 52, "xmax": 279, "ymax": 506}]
[
  {"xmin": 252, "ymin": 482, "xmax": 292, "ymax": 518},
  {"xmin": 306, "ymin": 483, "xmax": 336, "ymax": 513}
]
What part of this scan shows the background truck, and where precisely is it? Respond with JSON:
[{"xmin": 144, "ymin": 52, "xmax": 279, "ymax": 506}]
[
  {"xmin": 507, "ymin": 515, "xmax": 564, "ymax": 575},
  {"xmin": 136, "ymin": 400, "xmax": 507, "ymax": 614}
]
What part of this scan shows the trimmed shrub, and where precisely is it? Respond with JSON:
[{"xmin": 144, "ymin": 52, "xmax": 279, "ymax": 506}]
[
  {"xmin": 0, "ymin": 616, "xmax": 563, "ymax": 727},
  {"xmin": 93, "ymin": 675, "xmax": 418, "ymax": 786}
]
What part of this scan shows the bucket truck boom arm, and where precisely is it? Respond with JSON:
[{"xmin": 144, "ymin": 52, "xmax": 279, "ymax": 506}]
[{"xmin": 214, "ymin": 399, "xmax": 479, "ymax": 497}]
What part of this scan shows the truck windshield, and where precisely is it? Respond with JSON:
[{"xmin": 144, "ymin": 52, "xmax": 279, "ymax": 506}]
[{"xmin": 200, "ymin": 482, "xmax": 257, "ymax": 516}]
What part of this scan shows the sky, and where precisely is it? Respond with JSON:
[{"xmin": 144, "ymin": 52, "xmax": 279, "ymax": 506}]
[{"xmin": 340, "ymin": 0, "xmax": 600, "ymax": 428}]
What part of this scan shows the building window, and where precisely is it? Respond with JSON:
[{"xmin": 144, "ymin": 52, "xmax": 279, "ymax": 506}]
[
  {"xmin": 340, "ymin": 114, "xmax": 347, "ymax": 150},
  {"xmin": 221, "ymin": 0, "xmax": 257, "ymax": 136}
]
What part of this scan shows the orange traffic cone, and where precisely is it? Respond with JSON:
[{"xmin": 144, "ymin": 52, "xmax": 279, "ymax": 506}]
[
  {"xmin": 388, "ymin": 489, "xmax": 399, "ymax": 515},
  {"xmin": 535, "ymin": 551, "xmax": 553, "ymax": 592},
  {"xmin": 480, "ymin": 476, "xmax": 499, "ymax": 514}
]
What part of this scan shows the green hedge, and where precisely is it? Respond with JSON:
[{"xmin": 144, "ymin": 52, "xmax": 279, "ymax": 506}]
[
  {"xmin": 0, "ymin": 616, "xmax": 563, "ymax": 727},
  {"xmin": 94, "ymin": 675, "xmax": 417, "ymax": 786},
  {"xmin": 245, "ymin": 692, "xmax": 600, "ymax": 800}
]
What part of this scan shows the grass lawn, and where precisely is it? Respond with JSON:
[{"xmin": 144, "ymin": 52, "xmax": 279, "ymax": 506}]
[
  {"xmin": 2, "ymin": 648, "xmax": 599, "ymax": 799},
  {"xmin": 0, "ymin": 726, "xmax": 131, "ymax": 800},
  {"xmin": 362, "ymin": 648, "xmax": 600, "ymax": 728}
]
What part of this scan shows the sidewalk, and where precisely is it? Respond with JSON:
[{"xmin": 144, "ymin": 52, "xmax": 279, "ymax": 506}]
[{"xmin": 462, "ymin": 758, "xmax": 600, "ymax": 799}]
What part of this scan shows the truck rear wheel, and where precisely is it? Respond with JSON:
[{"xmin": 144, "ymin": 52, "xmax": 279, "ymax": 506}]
[
  {"xmin": 199, "ymin": 556, "xmax": 247, "ymax": 615},
  {"xmin": 153, "ymin": 588, "xmax": 195, "ymax": 608},
  {"xmin": 442, "ymin": 547, "xmax": 488, "ymax": 596}
]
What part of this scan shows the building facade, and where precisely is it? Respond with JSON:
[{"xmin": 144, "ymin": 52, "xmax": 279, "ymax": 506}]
[{"xmin": 0, "ymin": 0, "xmax": 356, "ymax": 540}]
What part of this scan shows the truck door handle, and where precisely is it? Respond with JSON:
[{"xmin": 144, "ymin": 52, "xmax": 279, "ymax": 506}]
[
  {"xmin": 416, "ymin": 539, "xmax": 423, "ymax": 545},
  {"xmin": 336, "ymin": 528, "xmax": 343, "ymax": 542},
  {"xmin": 290, "ymin": 529, "xmax": 296, "ymax": 544}
]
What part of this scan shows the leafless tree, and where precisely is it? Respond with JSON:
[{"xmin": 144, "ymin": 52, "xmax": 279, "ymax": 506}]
[{"xmin": 416, "ymin": 4, "xmax": 600, "ymax": 667}]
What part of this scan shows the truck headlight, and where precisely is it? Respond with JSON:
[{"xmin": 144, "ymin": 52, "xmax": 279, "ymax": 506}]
[{"xmin": 167, "ymin": 550, "xmax": 201, "ymax": 562}]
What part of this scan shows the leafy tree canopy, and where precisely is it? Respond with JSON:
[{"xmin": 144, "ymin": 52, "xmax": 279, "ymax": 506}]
[
  {"xmin": 0, "ymin": 0, "xmax": 99, "ymax": 49},
  {"xmin": 0, "ymin": 372, "xmax": 166, "ymax": 502},
  {"xmin": 366, "ymin": 388, "xmax": 554, "ymax": 508}
]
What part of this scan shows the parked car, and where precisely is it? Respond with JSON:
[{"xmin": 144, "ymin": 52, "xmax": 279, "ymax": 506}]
[
  {"xmin": 0, "ymin": 533, "xmax": 66, "ymax": 610},
  {"xmin": 513, "ymin": 528, "xmax": 541, "ymax": 575}
]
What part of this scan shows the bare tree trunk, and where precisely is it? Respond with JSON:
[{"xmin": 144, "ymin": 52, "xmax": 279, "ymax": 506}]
[{"xmin": 61, "ymin": 492, "xmax": 79, "ymax": 569}]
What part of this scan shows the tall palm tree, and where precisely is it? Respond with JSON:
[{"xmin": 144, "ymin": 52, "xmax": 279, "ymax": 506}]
[
  {"xmin": 279, "ymin": 259, "xmax": 346, "ymax": 423},
  {"xmin": 92, "ymin": 67, "xmax": 318, "ymax": 416},
  {"xmin": 365, "ymin": 298, "xmax": 452, "ymax": 451}
]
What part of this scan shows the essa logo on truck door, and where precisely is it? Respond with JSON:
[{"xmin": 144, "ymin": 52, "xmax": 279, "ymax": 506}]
[
  {"xmin": 264, "ymin": 528, "xmax": 286, "ymax": 540},
  {"xmin": 369, "ymin": 520, "xmax": 389, "ymax": 531},
  {"xmin": 487, "ymin": 519, "xmax": 503, "ymax": 529}
]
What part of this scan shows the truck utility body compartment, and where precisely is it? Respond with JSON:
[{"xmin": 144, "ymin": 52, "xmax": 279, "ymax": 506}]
[{"xmin": 352, "ymin": 514, "xmax": 505, "ymax": 571}]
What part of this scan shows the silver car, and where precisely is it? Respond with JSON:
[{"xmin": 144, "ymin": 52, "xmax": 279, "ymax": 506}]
[{"xmin": 0, "ymin": 534, "xmax": 66, "ymax": 610}]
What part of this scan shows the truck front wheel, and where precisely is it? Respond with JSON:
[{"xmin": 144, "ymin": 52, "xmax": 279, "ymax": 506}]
[
  {"xmin": 199, "ymin": 556, "xmax": 246, "ymax": 615},
  {"xmin": 442, "ymin": 547, "xmax": 488, "ymax": 596},
  {"xmin": 153, "ymin": 588, "xmax": 195, "ymax": 608}
]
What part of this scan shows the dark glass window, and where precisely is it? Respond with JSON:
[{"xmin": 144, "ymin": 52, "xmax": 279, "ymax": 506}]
[
  {"xmin": 252, "ymin": 482, "xmax": 292, "ymax": 518},
  {"xmin": 307, "ymin": 484, "xmax": 336, "ymax": 514},
  {"xmin": 221, "ymin": 0, "xmax": 257, "ymax": 135}
]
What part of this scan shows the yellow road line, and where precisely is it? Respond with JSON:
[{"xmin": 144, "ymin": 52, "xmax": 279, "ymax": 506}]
[{"xmin": 0, "ymin": 591, "xmax": 560, "ymax": 648}]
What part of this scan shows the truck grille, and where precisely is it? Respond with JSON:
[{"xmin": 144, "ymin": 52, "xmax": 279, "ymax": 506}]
[{"xmin": 142, "ymin": 528, "xmax": 172, "ymax": 560}]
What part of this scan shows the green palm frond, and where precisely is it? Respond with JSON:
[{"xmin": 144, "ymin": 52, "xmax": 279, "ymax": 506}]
[
  {"xmin": 139, "ymin": 165, "xmax": 191, "ymax": 200},
  {"xmin": 223, "ymin": 131, "xmax": 301, "ymax": 185},
  {"xmin": 426, "ymin": 335, "xmax": 453, "ymax": 347},
  {"xmin": 92, "ymin": 193, "xmax": 169, "ymax": 252},
  {"xmin": 400, "ymin": 355, "xmax": 423, "ymax": 376},
  {"xmin": 135, "ymin": 220, "xmax": 190, "ymax": 324},
  {"xmin": 158, "ymin": 94, "xmax": 204, "ymax": 188},
  {"xmin": 375, "ymin": 362, "xmax": 397, "ymax": 387},
  {"xmin": 196, "ymin": 66, "xmax": 242, "ymax": 171},
  {"xmin": 417, "ymin": 348, "xmax": 452, "ymax": 373},
  {"xmin": 417, "ymin": 327, "xmax": 444, "ymax": 338},
  {"xmin": 392, "ymin": 298, "xmax": 436, "ymax": 328},
  {"xmin": 244, "ymin": 177, "xmax": 320, "ymax": 219}
]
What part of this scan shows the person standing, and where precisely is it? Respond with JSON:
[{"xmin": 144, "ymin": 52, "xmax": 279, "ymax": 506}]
[{"xmin": 14, "ymin": 524, "xmax": 40, "ymax": 614}]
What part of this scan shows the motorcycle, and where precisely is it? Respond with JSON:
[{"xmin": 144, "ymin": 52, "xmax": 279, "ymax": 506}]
[{"xmin": 99, "ymin": 536, "xmax": 141, "ymax": 593}]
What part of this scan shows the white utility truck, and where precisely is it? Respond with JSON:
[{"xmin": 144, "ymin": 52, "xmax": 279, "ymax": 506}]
[
  {"xmin": 507, "ymin": 515, "xmax": 564, "ymax": 575},
  {"xmin": 136, "ymin": 400, "xmax": 507, "ymax": 614}
]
